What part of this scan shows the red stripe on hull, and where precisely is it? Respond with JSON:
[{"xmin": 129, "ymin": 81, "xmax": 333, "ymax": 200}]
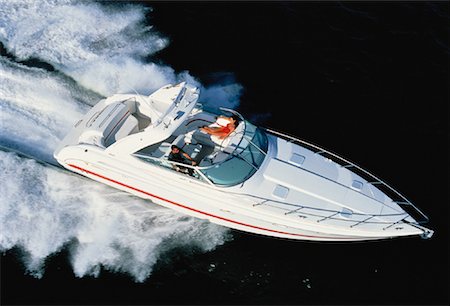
[{"xmin": 67, "ymin": 163, "xmax": 362, "ymax": 240}]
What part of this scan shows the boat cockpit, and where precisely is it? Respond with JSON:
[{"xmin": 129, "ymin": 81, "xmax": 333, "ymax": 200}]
[
  {"xmin": 73, "ymin": 82, "xmax": 268, "ymax": 187},
  {"xmin": 132, "ymin": 107, "xmax": 269, "ymax": 187}
]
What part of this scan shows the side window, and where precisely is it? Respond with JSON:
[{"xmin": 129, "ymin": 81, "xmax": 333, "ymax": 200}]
[{"xmin": 134, "ymin": 142, "xmax": 164, "ymax": 157}]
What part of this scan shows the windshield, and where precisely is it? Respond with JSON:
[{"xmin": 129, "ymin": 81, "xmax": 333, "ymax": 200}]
[{"xmin": 199, "ymin": 121, "xmax": 268, "ymax": 186}]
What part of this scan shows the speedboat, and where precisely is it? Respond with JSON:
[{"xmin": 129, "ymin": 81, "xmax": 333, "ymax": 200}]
[{"xmin": 54, "ymin": 82, "xmax": 434, "ymax": 241}]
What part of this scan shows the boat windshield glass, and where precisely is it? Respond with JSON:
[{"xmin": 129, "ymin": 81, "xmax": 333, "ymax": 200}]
[{"xmin": 199, "ymin": 121, "xmax": 268, "ymax": 186}]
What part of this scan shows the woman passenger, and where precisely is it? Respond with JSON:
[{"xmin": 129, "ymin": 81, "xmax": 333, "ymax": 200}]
[{"xmin": 200, "ymin": 114, "xmax": 240, "ymax": 140}]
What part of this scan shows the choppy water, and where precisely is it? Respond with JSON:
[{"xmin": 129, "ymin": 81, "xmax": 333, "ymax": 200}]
[
  {"xmin": 0, "ymin": 0, "xmax": 237, "ymax": 284},
  {"xmin": 1, "ymin": 1, "xmax": 448, "ymax": 305}
]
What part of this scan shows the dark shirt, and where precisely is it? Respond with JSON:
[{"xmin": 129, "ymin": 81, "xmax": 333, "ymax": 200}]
[{"xmin": 168, "ymin": 149, "xmax": 187, "ymax": 164}]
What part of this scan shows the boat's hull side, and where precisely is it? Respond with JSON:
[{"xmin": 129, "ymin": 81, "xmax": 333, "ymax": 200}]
[
  {"xmin": 60, "ymin": 157, "xmax": 423, "ymax": 242},
  {"xmin": 53, "ymin": 83, "xmax": 432, "ymax": 242}
]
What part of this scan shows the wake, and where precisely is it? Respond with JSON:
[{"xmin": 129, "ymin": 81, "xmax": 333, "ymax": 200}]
[{"xmin": 0, "ymin": 0, "xmax": 239, "ymax": 282}]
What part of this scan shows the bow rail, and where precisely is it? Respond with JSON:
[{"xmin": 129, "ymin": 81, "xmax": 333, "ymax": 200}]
[{"xmin": 265, "ymin": 128, "xmax": 431, "ymax": 226}]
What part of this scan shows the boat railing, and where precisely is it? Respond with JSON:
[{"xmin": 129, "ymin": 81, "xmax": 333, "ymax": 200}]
[
  {"xmin": 249, "ymin": 193, "xmax": 407, "ymax": 220},
  {"xmin": 265, "ymin": 128, "xmax": 430, "ymax": 226},
  {"xmin": 256, "ymin": 194, "xmax": 433, "ymax": 239},
  {"xmin": 246, "ymin": 193, "xmax": 413, "ymax": 228}
]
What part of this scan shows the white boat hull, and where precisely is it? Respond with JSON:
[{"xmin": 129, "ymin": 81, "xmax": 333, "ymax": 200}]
[
  {"xmin": 54, "ymin": 83, "xmax": 433, "ymax": 242},
  {"xmin": 57, "ymin": 147, "xmax": 425, "ymax": 242}
]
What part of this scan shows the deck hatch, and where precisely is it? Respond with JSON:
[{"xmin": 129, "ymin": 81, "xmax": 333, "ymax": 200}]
[
  {"xmin": 273, "ymin": 185, "xmax": 289, "ymax": 199},
  {"xmin": 289, "ymin": 153, "xmax": 305, "ymax": 166},
  {"xmin": 351, "ymin": 180, "xmax": 363, "ymax": 190}
]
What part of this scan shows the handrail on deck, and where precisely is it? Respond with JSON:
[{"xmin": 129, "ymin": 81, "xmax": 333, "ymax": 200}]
[
  {"xmin": 264, "ymin": 128, "xmax": 430, "ymax": 225},
  {"xmin": 241, "ymin": 191, "xmax": 408, "ymax": 222}
]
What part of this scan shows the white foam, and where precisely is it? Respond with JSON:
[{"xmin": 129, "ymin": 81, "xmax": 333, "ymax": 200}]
[
  {"xmin": 0, "ymin": 0, "xmax": 239, "ymax": 281},
  {"xmin": 0, "ymin": 57, "xmax": 92, "ymax": 162},
  {"xmin": 0, "ymin": 60, "xmax": 232, "ymax": 279},
  {"xmin": 0, "ymin": 0, "xmax": 241, "ymax": 99},
  {"xmin": 0, "ymin": 151, "xmax": 230, "ymax": 281},
  {"xmin": 0, "ymin": 0, "xmax": 171, "ymax": 95}
]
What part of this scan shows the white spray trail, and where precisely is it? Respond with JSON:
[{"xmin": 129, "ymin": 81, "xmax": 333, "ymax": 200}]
[
  {"xmin": 0, "ymin": 151, "xmax": 230, "ymax": 281},
  {"xmin": 0, "ymin": 0, "xmax": 242, "ymax": 103},
  {"xmin": 0, "ymin": 0, "xmax": 172, "ymax": 95},
  {"xmin": 0, "ymin": 60, "xmax": 232, "ymax": 281},
  {"xmin": 0, "ymin": 57, "xmax": 96, "ymax": 162},
  {"xmin": 0, "ymin": 0, "xmax": 238, "ymax": 281}
]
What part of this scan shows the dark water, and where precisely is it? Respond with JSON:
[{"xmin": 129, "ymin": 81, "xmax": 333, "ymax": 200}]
[{"xmin": 1, "ymin": 2, "xmax": 448, "ymax": 305}]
